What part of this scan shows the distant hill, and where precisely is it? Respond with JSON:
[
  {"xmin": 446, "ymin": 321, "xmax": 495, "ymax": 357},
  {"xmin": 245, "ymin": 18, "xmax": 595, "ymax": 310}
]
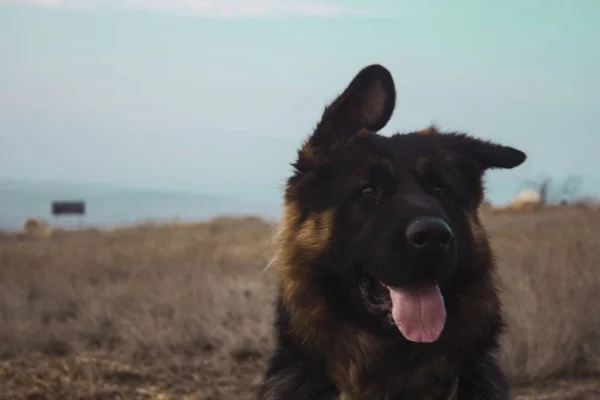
[{"xmin": 0, "ymin": 180, "xmax": 279, "ymax": 231}]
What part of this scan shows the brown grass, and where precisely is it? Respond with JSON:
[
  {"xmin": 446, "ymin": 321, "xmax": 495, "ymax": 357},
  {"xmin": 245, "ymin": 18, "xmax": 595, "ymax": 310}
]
[{"xmin": 0, "ymin": 209, "xmax": 599, "ymax": 399}]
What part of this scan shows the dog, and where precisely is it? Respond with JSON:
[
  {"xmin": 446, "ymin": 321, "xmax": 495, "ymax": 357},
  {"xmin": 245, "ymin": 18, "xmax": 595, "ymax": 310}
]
[{"xmin": 258, "ymin": 64, "xmax": 527, "ymax": 400}]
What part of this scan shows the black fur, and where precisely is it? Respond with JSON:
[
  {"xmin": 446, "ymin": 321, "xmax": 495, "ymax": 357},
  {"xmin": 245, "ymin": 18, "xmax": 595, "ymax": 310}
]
[{"xmin": 259, "ymin": 64, "xmax": 527, "ymax": 400}]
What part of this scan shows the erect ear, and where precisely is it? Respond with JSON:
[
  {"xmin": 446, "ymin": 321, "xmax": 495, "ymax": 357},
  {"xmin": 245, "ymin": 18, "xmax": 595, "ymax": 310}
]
[
  {"xmin": 305, "ymin": 64, "xmax": 396, "ymax": 152},
  {"xmin": 445, "ymin": 133, "xmax": 527, "ymax": 171}
]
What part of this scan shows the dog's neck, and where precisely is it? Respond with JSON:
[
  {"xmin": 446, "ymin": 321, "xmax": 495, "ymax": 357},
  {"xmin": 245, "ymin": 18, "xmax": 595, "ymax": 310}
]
[
  {"xmin": 328, "ymin": 337, "xmax": 460, "ymax": 400},
  {"xmin": 276, "ymin": 258, "xmax": 462, "ymax": 399}
]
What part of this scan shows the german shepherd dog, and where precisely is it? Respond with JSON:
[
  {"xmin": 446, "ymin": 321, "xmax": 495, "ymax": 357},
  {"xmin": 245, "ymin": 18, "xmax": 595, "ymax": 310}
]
[{"xmin": 258, "ymin": 64, "xmax": 526, "ymax": 400}]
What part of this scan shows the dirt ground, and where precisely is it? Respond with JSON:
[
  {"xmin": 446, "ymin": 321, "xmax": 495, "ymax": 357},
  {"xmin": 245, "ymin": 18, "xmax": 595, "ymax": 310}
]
[{"xmin": 1, "ymin": 208, "xmax": 599, "ymax": 399}]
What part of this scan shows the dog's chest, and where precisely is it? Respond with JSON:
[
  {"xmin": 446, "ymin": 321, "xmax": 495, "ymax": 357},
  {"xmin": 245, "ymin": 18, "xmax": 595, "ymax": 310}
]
[
  {"xmin": 338, "ymin": 378, "xmax": 458, "ymax": 400},
  {"xmin": 332, "ymin": 354, "xmax": 459, "ymax": 400}
]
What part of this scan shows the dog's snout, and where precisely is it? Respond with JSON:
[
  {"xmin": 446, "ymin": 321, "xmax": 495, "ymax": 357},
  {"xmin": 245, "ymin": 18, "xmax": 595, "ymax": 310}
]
[{"xmin": 405, "ymin": 217, "xmax": 454, "ymax": 252}]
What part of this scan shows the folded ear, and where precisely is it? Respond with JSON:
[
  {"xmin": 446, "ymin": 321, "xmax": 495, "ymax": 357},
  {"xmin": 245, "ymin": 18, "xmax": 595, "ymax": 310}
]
[
  {"xmin": 471, "ymin": 141, "xmax": 526, "ymax": 170},
  {"xmin": 306, "ymin": 64, "xmax": 396, "ymax": 151},
  {"xmin": 445, "ymin": 133, "xmax": 527, "ymax": 171}
]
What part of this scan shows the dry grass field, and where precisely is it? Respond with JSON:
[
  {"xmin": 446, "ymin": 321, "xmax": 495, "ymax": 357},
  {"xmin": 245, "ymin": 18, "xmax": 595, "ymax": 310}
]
[{"xmin": 1, "ymin": 207, "xmax": 600, "ymax": 399}]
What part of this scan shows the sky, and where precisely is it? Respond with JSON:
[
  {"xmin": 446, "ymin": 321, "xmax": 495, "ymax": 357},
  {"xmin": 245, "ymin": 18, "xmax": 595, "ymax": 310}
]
[{"xmin": 0, "ymin": 0, "xmax": 599, "ymax": 205}]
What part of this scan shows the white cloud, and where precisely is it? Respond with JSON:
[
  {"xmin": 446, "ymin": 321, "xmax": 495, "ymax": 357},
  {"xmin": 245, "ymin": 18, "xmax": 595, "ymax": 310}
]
[{"xmin": 0, "ymin": 0, "xmax": 373, "ymax": 18}]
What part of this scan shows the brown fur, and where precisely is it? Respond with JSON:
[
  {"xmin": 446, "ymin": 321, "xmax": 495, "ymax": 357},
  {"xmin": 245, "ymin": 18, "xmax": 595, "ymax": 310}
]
[
  {"xmin": 273, "ymin": 152, "xmax": 505, "ymax": 398},
  {"xmin": 274, "ymin": 202, "xmax": 502, "ymax": 398},
  {"xmin": 260, "ymin": 64, "xmax": 527, "ymax": 399}
]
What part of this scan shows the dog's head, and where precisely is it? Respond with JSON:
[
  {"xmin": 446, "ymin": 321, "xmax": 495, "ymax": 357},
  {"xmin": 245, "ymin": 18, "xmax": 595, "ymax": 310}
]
[{"xmin": 281, "ymin": 64, "xmax": 526, "ymax": 345}]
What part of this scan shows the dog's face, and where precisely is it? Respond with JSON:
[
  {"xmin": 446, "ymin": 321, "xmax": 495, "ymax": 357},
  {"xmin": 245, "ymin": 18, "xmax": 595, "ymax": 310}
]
[{"xmin": 284, "ymin": 65, "xmax": 526, "ymax": 344}]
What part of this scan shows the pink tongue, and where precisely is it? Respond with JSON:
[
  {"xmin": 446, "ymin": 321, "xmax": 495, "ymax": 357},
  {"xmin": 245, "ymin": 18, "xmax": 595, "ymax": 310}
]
[{"xmin": 388, "ymin": 284, "xmax": 446, "ymax": 343}]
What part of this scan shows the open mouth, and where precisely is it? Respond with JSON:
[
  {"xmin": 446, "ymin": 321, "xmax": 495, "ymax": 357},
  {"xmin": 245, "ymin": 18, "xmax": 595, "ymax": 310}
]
[{"xmin": 381, "ymin": 281, "xmax": 447, "ymax": 344}]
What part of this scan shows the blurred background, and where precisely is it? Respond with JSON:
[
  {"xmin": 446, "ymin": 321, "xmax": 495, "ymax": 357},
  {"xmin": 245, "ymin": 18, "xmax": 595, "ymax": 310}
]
[
  {"xmin": 1, "ymin": 0, "xmax": 598, "ymax": 229},
  {"xmin": 1, "ymin": 2, "xmax": 599, "ymax": 400}
]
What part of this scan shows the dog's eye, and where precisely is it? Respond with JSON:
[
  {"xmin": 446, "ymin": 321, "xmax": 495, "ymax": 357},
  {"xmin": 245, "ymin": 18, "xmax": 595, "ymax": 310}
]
[{"xmin": 360, "ymin": 185, "xmax": 379, "ymax": 199}]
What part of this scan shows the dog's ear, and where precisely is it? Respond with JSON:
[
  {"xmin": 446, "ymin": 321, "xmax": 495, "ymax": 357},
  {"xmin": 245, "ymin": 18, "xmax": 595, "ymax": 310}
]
[
  {"xmin": 444, "ymin": 133, "xmax": 527, "ymax": 171},
  {"xmin": 305, "ymin": 64, "xmax": 396, "ymax": 152}
]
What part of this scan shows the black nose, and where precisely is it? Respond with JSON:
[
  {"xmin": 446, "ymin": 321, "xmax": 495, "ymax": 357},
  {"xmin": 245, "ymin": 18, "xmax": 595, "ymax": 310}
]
[{"xmin": 405, "ymin": 217, "xmax": 454, "ymax": 251}]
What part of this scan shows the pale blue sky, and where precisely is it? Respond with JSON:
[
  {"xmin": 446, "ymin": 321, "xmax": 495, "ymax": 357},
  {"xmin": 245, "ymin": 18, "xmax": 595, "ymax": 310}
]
[{"xmin": 0, "ymin": 0, "xmax": 598, "ymax": 205}]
